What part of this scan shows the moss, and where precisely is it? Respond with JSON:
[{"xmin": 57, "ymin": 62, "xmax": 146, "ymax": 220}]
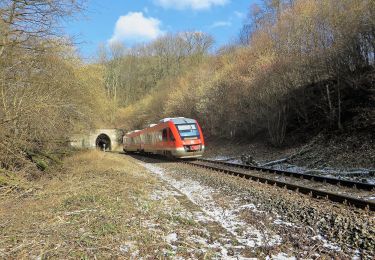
[
  {"xmin": 38, "ymin": 151, "xmax": 62, "ymax": 165},
  {"xmin": 0, "ymin": 175, "xmax": 8, "ymax": 186},
  {"xmin": 27, "ymin": 150, "xmax": 65, "ymax": 171},
  {"xmin": 34, "ymin": 158, "xmax": 48, "ymax": 171}
]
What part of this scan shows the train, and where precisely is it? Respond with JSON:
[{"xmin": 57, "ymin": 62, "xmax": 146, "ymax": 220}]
[{"xmin": 123, "ymin": 117, "xmax": 205, "ymax": 158}]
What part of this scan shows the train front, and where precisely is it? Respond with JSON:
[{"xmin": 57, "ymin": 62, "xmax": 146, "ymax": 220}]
[{"xmin": 171, "ymin": 118, "xmax": 205, "ymax": 159}]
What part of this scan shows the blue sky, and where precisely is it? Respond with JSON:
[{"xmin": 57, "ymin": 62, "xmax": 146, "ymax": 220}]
[{"xmin": 65, "ymin": 0, "xmax": 257, "ymax": 59}]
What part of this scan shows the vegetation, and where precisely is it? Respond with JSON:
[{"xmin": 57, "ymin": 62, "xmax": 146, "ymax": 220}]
[
  {"xmin": 108, "ymin": 0, "xmax": 374, "ymax": 147},
  {"xmin": 2, "ymin": 151, "xmax": 371, "ymax": 258},
  {"xmin": 1, "ymin": 0, "xmax": 374, "ymax": 173},
  {"xmin": 0, "ymin": 0, "xmax": 109, "ymax": 172},
  {"xmin": 0, "ymin": 151, "xmax": 247, "ymax": 258},
  {"xmin": 99, "ymin": 32, "xmax": 214, "ymax": 125},
  {"xmin": 0, "ymin": 2, "xmax": 374, "ymax": 256}
]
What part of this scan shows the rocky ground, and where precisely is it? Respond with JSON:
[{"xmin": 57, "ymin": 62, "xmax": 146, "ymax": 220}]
[
  {"xmin": 136, "ymin": 156, "xmax": 374, "ymax": 259},
  {"xmin": 0, "ymin": 151, "xmax": 374, "ymax": 259}
]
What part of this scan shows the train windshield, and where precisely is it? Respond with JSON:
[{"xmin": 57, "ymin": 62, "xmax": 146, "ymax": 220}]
[{"xmin": 176, "ymin": 123, "xmax": 200, "ymax": 139}]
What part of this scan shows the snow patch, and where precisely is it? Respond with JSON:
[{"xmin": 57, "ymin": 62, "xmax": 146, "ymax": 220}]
[
  {"xmin": 266, "ymin": 252, "xmax": 296, "ymax": 260},
  {"xmin": 312, "ymin": 235, "xmax": 341, "ymax": 251},
  {"xmin": 150, "ymin": 187, "xmax": 182, "ymax": 200},
  {"xmin": 273, "ymin": 219, "xmax": 295, "ymax": 227},
  {"xmin": 263, "ymin": 163, "xmax": 375, "ymax": 184},
  {"xmin": 210, "ymin": 155, "xmax": 375, "ymax": 184},
  {"xmin": 139, "ymin": 162, "xmax": 285, "ymax": 258},
  {"xmin": 119, "ymin": 241, "xmax": 137, "ymax": 254},
  {"xmin": 166, "ymin": 233, "xmax": 178, "ymax": 244}
]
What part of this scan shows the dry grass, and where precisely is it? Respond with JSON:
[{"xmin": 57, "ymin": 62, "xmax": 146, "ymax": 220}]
[
  {"xmin": 0, "ymin": 151, "xmax": 212, "ymax": 259},
  {"xmin": 2, "ymin": 151, "xmax": 372, "ymax": 259},
  {"xmin": 1, "ymin": 151, "xmax": 248, "ymax": 259}
]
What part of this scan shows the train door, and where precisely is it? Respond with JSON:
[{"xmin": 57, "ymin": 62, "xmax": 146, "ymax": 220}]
[
  {"xmin": 168, "ymin": 128, "xmax": 175, "ymax": 146},
  {"xmin": 162, "ymin": 128, "xmax": 168, "ymax": 149}
]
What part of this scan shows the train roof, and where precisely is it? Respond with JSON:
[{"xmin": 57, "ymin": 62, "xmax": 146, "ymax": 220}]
[
  {"xmin": 159, "ymin": 117, "xmax": 196, "ymax": 124},
  {"xmin": 126, "ymin": 130, "xmax": 141, "ymax": 135}
]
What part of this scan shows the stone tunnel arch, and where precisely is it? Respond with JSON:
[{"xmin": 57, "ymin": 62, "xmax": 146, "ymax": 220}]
[
  {"xmin": 96, "ymin": 133, "xmax": 111, "ymax": 151},
  {"xmin": 70, "ymin": 129, "xmax": 122, "ymax": 151}
]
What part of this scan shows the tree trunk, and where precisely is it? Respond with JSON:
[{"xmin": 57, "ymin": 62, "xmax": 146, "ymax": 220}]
[{"xmin": 337, "ymin": 78, "xmax": 343, "ymax": 130}]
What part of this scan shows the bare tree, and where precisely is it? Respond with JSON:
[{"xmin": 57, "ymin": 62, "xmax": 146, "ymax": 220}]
[
  {"xmin": 0, "ymin": 0, "xmax": 84, "ymax": 57},
  {"xmin": 0, "ymin": 0, "xmax": 110, "ymax": 172}
]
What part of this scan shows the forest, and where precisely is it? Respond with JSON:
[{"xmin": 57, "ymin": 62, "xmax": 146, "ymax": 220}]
[
  {"xmin": 1, "ymin": 0, "xmax": 374, "ymax": 172},
  {"xmin": 106, "ymin": 0, "xmax": 374, "ymax": 145}
]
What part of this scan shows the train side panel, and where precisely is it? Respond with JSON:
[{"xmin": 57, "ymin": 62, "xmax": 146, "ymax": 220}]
[
  {"xmin": 123, "ymin": 131, "xmax": 142, "ymax": 152},
  {"xmin": 123, "ymin": 118, "xmax": 205, "ymax": 158}
]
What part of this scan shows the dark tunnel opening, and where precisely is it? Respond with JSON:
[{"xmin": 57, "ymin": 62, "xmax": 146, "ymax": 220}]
[{"xmin": 96, "ymin": 134, "xmax": 111, "ymax": 151}]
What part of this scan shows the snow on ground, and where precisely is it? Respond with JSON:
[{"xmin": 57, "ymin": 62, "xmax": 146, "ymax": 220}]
[
  {"xmin": 139, "ymin": 161, "xmax": 291, "ymax": 259},
  {"xmin": 266, "ymin": 252, "xmax": 296, "ymax": 260},
  {"xmin": 267, "ymin": 163, "xmax": 375, "ymax": 184},
  {"xmin": 208, "ymin": 156, "xmax": 375, "ymax": 184},
  {"xmin": 311, "ymin": 235, "xmax": 341, "ymax": 252}
]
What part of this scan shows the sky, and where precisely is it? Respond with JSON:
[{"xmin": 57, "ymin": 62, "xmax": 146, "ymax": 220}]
[{"xmin": 65, "ymin": 0, "xmax": 256, "ymax": 59}]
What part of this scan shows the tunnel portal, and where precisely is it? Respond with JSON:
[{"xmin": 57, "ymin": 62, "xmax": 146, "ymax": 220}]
[
  {"xmin": 70, "ymin": 129, "xmax": 122, "ymax": 151},
  {"xmin": 96, "ymin": 134, "xmax": 111, "ymax": 151}
]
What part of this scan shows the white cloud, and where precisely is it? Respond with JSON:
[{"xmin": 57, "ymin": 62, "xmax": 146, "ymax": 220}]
[
  {"xmin": 234, "ymin": 11, "xmax": 245, "ymax": 19},
  {"xmin": 210, "ymin": 21, "xmax": 232, "ymax": 29},
  {"xmin": 109, "ymin": 12, "xmax": 164, "ymax": 44},
  {"xmin": 154, "ymin": 0, "xmax": 229, "ymax": 10}
]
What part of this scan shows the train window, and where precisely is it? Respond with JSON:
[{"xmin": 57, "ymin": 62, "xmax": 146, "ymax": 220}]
[
  {"xmin": 162, "ymin": 129, "xmax": 168, "ymax": 141},
  {"xmin": 168, "ymin": 128, "xmax": 175, "ymax": 141},
  {"xmin": 176, "ymin": 123, "xmax": 200, "ymax": 139}
]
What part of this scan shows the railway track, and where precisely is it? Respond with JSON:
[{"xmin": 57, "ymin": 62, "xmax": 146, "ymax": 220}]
[
  {"xmin": 123, "ymin": 153, "xmax": 375, "ymax": 211},
  {"xmin": 196, "ymin": 158, "xmax": 375, "ymax": 191},
  {"xmin": 184, "ymin": 159, "xmax": 375, "ymax": 211}
]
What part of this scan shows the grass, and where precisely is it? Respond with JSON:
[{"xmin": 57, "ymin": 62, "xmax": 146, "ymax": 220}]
[
  {"xmin": 0, "ymin": 151, "xmax": 225, "ymax": 259},
  {"xmin": 0, "ymin": 151, "xmax": 163, "ymax": 258},
  {"xmin": 3, "ymin": 150, "xmax": 360, "ymax": 258}
]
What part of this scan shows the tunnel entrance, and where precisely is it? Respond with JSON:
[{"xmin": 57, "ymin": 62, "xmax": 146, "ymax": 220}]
[{"xmin": 96, "ymin": 134, "xmax": 111, "ymax": 151}]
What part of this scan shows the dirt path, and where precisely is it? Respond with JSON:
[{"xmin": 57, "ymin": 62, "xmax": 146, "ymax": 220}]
[{"xmin": 0, "ymin": 152, "xmax": 373, "ymax": 259}]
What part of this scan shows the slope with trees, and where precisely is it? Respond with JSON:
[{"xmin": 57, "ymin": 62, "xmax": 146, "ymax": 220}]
[
  {"xmin": 110, "ymin": 0, "xmax": 373, "ymax": 138},
  {"xmin": 108, "ymin": 0, "xmax": 374, "ymax": 167},
  {"xmin": 0, "ymin": 0, "xmax": 110, "ymax": 172}
]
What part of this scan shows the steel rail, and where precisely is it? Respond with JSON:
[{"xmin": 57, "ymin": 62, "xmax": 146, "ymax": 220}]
[
  {"xmin": 122, "ymin": 153, "xmax": 374, "ymax": 211},
  {"xmin": 185, "ymin": 160, "xmax": 375, "ymax": 211},
  {"xmin": 196, "ymin": 159, "xmax": 375, "ymax": 191}
]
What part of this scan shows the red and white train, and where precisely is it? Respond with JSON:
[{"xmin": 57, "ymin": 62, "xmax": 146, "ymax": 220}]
[{"xmin": 123, "ymin": 117, "xmax": 205, "ymax": 158}]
